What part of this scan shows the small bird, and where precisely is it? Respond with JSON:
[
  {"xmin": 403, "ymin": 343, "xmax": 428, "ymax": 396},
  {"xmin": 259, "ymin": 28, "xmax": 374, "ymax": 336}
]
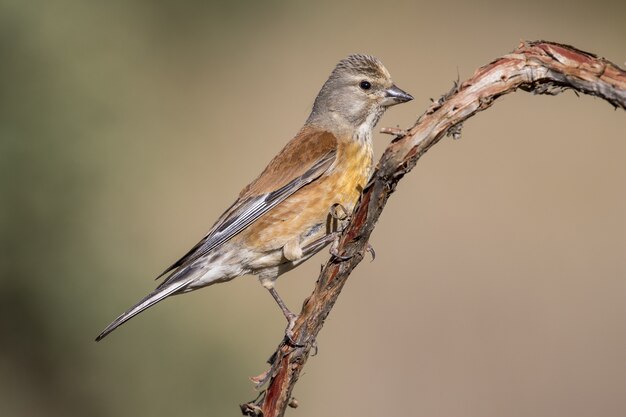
[{"xmin": 96, "ymin": 54, "xmax": 412, "ymax": 342}]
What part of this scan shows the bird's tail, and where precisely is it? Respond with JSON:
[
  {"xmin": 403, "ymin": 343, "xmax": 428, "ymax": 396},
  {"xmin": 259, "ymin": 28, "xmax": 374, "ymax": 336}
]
[{"xmin": 95, "ymin": 278, "xmax": 190, "ymax": 342}]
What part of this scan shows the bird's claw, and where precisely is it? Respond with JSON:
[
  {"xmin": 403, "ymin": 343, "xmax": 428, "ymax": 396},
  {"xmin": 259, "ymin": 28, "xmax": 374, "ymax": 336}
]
[
  {"xmin": 310, "ymin": 339, "xmax": 319, "ymax": 356},
  {"xmin": 366, "ymin": 242, "xmax": 376, "ymax": 261}
]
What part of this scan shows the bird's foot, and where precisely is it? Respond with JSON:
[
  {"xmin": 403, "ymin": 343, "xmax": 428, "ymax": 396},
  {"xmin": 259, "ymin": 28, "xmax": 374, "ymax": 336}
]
[
  {"xmin": 329, "ymin": 232, "xmax": 352, "ymax": 261},
  {"xmin": 266, "ymin": 286, "xmax": 304, "ymax": 347},
  {"xmin": 330, "ymin": 240, "xmax": 376, "ymax": 262},
  {"xmin": 283, "ymin": 312, "xmax": 304, "ymax": 347},
  {"xmin": 327, "ymin": 203, "xmax": 357, "ymax": 261}
]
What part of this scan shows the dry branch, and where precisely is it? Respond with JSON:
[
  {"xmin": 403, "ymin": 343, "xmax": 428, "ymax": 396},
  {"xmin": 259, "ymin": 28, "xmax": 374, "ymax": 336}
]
[{"xmin": 240, "ymin": 40, "xmax": 626, "ymax": 417}]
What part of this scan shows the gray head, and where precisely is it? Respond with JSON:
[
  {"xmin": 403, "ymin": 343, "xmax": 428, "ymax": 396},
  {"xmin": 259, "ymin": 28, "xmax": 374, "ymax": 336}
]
[{"xmin": 306, "ymin": 54, "xmax": 413, "ymax": 137}]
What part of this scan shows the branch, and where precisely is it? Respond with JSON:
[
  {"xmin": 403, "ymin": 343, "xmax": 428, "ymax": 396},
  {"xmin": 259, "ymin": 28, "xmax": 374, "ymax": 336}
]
[{"xmin": 240, "ymin": 40, "xmax": 626, "ymax": 417}]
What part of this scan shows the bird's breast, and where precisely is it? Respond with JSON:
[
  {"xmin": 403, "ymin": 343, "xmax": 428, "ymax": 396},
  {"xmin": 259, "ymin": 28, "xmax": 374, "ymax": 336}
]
[
  {"xmin": 328, "ymin": 140, "xmax": 374, "ymax": 204},
  {"xmin": 241, "ymin": 140, "xmax": 373, "ymax": 252}
]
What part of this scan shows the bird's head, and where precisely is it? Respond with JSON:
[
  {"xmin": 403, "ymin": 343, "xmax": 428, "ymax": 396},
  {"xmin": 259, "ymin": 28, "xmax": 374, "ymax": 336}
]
[{"xmin": 307, "ymin": 54, "xmax": 413, "ymax": 138}]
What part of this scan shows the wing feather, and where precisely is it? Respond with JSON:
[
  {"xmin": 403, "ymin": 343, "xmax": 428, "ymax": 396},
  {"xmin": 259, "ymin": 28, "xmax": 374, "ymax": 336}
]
[{"xmin": 156, "ymin": 130, "xmax": 337, "ymax": 282}]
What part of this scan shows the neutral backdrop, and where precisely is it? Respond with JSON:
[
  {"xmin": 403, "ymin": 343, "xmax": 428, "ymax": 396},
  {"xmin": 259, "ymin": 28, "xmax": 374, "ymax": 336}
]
[{"xmin": 1, "ymin": 1, "xmax": 625, "ymax": 416}]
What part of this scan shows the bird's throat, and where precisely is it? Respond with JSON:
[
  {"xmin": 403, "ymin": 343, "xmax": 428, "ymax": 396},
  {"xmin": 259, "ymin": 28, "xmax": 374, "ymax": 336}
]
[{"xmin": 354, "ymin": 107, "xmax": 384, "ymax": 144}]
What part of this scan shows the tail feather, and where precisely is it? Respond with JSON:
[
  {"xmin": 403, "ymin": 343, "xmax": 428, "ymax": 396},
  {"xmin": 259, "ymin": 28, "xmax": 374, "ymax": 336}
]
[{"xmin": 95, "ymin": 279, "xmax": 190, "ymax": 341}]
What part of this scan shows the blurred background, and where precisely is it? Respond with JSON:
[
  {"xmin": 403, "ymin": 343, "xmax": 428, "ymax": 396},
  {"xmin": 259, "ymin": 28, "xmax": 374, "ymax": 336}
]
[{"xmin": 1, "ymin": 1, "xmax": 624, "ymax": 416}]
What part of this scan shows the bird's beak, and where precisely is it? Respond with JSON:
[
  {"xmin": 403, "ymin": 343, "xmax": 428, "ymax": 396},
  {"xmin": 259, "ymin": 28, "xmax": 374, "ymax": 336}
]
[{"xmin": 382, "ymin": 84, "xmax": 414, "ymax": 106}]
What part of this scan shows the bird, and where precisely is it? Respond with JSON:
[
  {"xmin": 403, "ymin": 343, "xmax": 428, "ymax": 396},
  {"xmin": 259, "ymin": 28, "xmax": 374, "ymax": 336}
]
[{"xmin": 96, "ymin": 54, "xmax": 413, "ymax": 342}]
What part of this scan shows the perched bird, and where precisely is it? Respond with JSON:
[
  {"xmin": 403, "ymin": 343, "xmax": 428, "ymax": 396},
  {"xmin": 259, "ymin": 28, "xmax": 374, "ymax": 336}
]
[{"xmin": 96, "ymin": 54, "xmax": 412, "ymax": 342}]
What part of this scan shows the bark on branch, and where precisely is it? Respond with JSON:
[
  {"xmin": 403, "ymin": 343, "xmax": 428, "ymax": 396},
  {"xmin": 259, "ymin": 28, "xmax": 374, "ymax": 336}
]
[{"xmin": 240, "ymin": 40, "xmax": 626, "ymax": 417}]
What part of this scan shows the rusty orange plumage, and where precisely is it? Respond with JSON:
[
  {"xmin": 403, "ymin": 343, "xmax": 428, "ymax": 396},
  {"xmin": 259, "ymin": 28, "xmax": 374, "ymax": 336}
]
[{"xmin": 96, "ymin": 54, "xmax": 412, "ymax": 342}]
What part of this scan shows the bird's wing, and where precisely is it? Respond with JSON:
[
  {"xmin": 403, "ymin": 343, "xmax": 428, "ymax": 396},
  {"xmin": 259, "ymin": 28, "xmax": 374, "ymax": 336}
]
[
  {"xmin": 156, "ymin": 129, "xmax": 338, "ymax": 283},
  {"xmin": 95, "ymin": 130, "xmax": 337, "ymax": 341}
]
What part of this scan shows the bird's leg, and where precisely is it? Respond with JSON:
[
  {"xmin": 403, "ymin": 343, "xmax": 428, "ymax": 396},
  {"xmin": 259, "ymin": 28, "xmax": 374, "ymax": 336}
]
[
  {"xmin": 328, "ymin": 203, "xmax": 353, "ymax": 261},
  {"xmin": 267, "ymin": 286, "xmax": 303, "ymax": 347}
]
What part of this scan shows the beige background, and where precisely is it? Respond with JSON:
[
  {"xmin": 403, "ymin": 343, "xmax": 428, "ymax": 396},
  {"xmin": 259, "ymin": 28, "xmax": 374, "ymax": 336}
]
[{"xmin": 1, "ymin": 1, "xmax": 624, "ymax": 416}]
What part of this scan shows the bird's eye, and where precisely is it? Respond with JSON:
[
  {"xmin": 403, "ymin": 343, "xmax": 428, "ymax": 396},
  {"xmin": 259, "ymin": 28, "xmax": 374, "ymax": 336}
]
[{"xmin": 359, "ymin": 80, "xmax": 371, "ymax": 90}]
